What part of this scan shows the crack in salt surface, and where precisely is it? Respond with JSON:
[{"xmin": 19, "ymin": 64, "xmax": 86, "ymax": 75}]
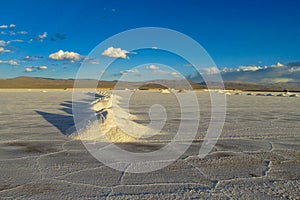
[
  {"xmin": 61, "ymin": 139, "xmax": 75, "ymax": 151},
  {"xmin": 3, "ymin": 137, "xmax": 283, "ymax": 196},
  {"xmin": 49, "ymin": 178, "xmax": 111, "ymax": 189},
  {"xmin": 0, "ymin": 184, "xmax": 27, "ymax": 194},
  {"xmin": 0, "ymin": 139, "xmax": 67, "ymax": 144},
  {"xmin": 262, "ymin": 160, "xmax": 271, "ymax": 177},
  {"xmin": 184, "ymin": 159, "xmax": 206, "ymax": 176},
  {"xmin": 53, "ymin": 165, "xmax": 106, "ymax": 179},
  {"xmin": 118, "ymin": 163, "xmax": 131, "ymax": 184},
  {"xmin": 36, "ymin": 140, "xmax": 70, "ymax": 179},
  {"xmin": 263, "ymin": 139, "xmax": 274, "ymax": 152},
  {"xmin": 105, "ymin": 188, "xmax": 114, "ymax": 200},
  {"xmin": 0, "ymin": 155, "xmax": 40, "ymax": 161},
  {"xmin": 49, "ymin": 177, "xmax": 213, "ymax": 190},
  {"xmin": 182, "ymin": 144, "xmax": 277, "ymax": 190},
  {"xmin": 0, "ymin": 146, "xmax": 67, "ymax": 162}
]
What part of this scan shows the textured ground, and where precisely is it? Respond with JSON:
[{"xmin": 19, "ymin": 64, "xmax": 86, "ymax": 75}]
[{"xmin": 0, "ymin": 89, "xmax": 299, "ymax": 199}]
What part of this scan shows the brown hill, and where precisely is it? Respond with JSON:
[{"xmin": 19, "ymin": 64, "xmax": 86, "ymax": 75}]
[{"xmin": 0, "ymin": 76, "xmax": 299, "ymax": 91}]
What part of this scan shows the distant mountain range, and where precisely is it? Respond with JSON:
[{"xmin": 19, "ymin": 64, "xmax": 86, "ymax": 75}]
[
  {"xmin": 0, "ymin": 76, "xmax": 299, "ymax": 91},
  {"xmin": 186, "ymin": 61, "xmax": 300, "ymax": 91}
]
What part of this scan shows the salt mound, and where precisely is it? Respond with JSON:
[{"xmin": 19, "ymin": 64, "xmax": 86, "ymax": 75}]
[
  {"xmin": 73, "ymin": 91, "xmax": 164, "ymax": 143},
  {"xmin": 276, "ymin": 93, "xmax": 298, "ymax": 97},
  {"xmin": 289, "ymin": 94, "xmax": 299, "ymax": 97},
  {"xmin": 277, "ymin": 93, "xmax": 288, "ymax": 97},
  {"xmin": 178, "ymin": 89, "xmax": 186, "ymax": 93},
  {"xmin": 160, "ymin": 89, "xmax": 171, "ymax": 94}
]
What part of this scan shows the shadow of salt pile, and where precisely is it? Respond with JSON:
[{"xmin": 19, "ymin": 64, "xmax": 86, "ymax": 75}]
[
  {"xmin": 36, "ymin": 91, "xmax": 169, "ymax": 145},
  {"xmin": 35, "ymin": 101, "xmax": 82, "ymax": 136},
  {"xmin": 35, "ymin": 92, "xmax": 124, "ymax": 139},
  {"xmin": 35, "ymin": 96, "xmax": 99, "ymax": 136},
  {"xmin": 35, "ymin": 110, "xmax": 75, "ymax": 135},
  {"xmin": 35, "ymin": 92, "xmax": 113, "ymax": 137}
]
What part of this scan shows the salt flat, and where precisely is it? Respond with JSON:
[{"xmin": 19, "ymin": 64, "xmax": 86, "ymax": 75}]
[{"xmin": 0, "ymin": 90, "xmax": 299, "ymax": 199}]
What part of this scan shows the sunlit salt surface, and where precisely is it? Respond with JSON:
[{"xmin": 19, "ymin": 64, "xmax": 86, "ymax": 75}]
[{"xmin": 0, "ymin": 89, "xmax": 299, "ymax": 199}]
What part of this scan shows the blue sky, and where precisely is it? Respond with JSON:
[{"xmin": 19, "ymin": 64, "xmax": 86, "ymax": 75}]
[{"xmin": 0, "ymin": 0, "xmax": 299, "ymax": 80}]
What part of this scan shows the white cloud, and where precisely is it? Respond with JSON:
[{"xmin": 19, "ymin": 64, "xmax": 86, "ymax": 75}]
[
  {"xmin": 271, "ymin": 62, "xmax": 285, "ymax": 68},
  {"xmin": 79, "ymin": 61, "xmax": 100, "ymax": 65},
  {"xmin": 201, "ymin": 67, "xmax": 221, "ymax": 74},
  {"xmin": 49, "ymin": 50, "xmax": 81, "ymax": 60},
  {"xmin": 0, "ymin": 40, "xmax": 6, "ymax": 46},
  {"xmin": 146, "ymin": 66, "xmax": 182, "ymax": 78},
  {"xmin": 151, "ymin": 46, "xmax": 158, "ymax": 49},
  {"xmin": 120, "ymin": 69, "xmax": 139, "ymax": 75},
  {"xmin": 0, "ymin": 47, "xmax": 10, "ymax": 53},
  {"xmin": 0, "ymin": 59, "xmax": 18, "ymax": 66},
  {"xmin": 171, "ymin": 71, "xmax": 181, "ymax": 78},
  {"xmin": 9, "ymin": 31, "xmax": 16, "ymax": 36},
  {"xmin": 25, "ymin": 65, "xmax": 48, "ymax": 72},
  {"xmin": 183, "ymin": 64, "xmax": 193, "ymax": 67},
  {"xmin": 1, "ymin": 31, "xmax": 5, "ymax": 35},
  {"xmin": 0, "ymin": 25, "xmax": 8, "ymax": 29},
  {"xmin": 23, "ymin": 56, "xmax": 42, "ymax": 61},
  {"xmin": 9, "ymin": 24, "xmax": 16, "ymax": 28},
  {"xmin": 8, "ymin": 60, "xmax": 18, "ymax": 65},
  {"xmin": 39, "ymin": 32, "xmax": 47, "ymax": 39},
  {"xmin": 7, "ymin": 39, "xmax": 23, "ymax": 44},
  {"xmin": 17, "ymin": 31, "xmax": 28, "ymax": 35},
  {"xmin": 146, "ymin": 64, "xmax": 159, "ymax": 70},
  {"xmin": 145, "ymin": 65, "xmax": 171, "ymax": 75},
  {"xmin": 231, "ymin": 62, "xmax": 285, "ymax": 72},
  {"xmin": 25, "ymin": 67, "xmax": 33, "ymax": 72},
  {"xmin": 31, "ymin": 32, "xmax": 47, "ymax": 42},
  {"xmin": 277, "ymin": 62, "xmax": 284, "ymax": 67},
  {"xmin": 219, "ymin": 64, "xmax": 272, "ymax": 73},
  {"xmin": 37, "ymin": 66, "xmax": 47, "ymax": 70},
  {"xmin": 152, "ymin": 69, "xmax": 169, "ymax": 74},
  {"xmin": 187, "ymin": 62, "xmax": 300, "ymax": 83},
  {"xmin": 13, "ymin": 39, "xmax": 23, "ymax": 43},
  {"xmin": 102, "ymin": 47, "xmax": 132, "ymax": 59},
  {"xmin": 237, "ymin": 65, "xmax": 264, "ymax": 72},
  {"xmin": 262, "ymin": 78, "xmax": 294, "ymax": 83},
  {"xmin": 288, "ymin": 67, "xmax": 300, "ymax": 73},
  {"xmin": 221, "ymin": 67, "xmax": 235, "ymax": 73}
]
